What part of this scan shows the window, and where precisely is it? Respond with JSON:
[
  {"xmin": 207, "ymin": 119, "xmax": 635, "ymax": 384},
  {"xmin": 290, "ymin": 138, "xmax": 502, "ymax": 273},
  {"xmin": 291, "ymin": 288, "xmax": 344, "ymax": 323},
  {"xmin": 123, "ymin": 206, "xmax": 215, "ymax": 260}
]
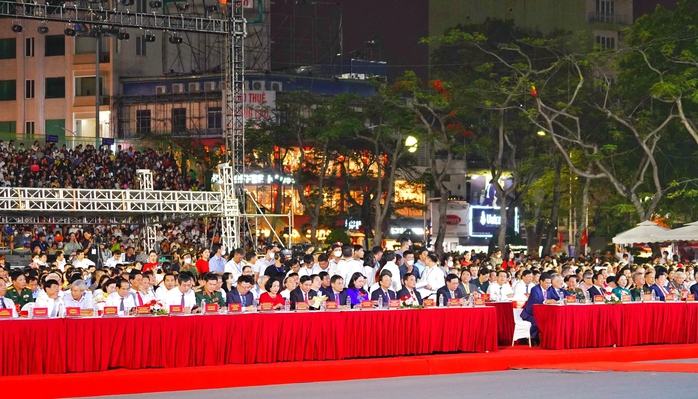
[
  {"xmin": 207, "ymin": 107, "xmax": 222, "ymax": 130},
  {"xmin": 172, "ymin": 108, "xmax": 187, "ymax": 132},
  {"xmin": 596, "ymin": 0, "xmax": 615, "ymax": 15},
  {"xmin": 75, "ymin": 77, "xmax": 104, "ymax": 97},
  {"xmin": 45, "ymin": 77, "xmax": 65, "ymax": 99},
  {"xmin": 136, "ymin": 36, "xmax": 147, "ymax": 56},
  {"xmin": 45, "ymin": 119, "xmax": 65, "ymax": 136},
  {"xmin": 25, "ymin": 79, "xmax": 34, "ymax": 99},
  {"xmin": 596, "ymin": 35, "xmax": 616, "ymax": 49},
  {"xmin": 136, "ymin": 0, "xmax": 147, "ymax": 13},
  {"xmin": 0, "ymin": 121, "xmax": 16, "ymax": 133},
  {"xmin": 25, "ymin": 37, "xmax": 34, "ymax": 57},
  {"xmin": 25, "ymin": 121, "xmax": 35, "ymax": 134},
  {"xmin": 0, "ymin": 38, "xmax": 16, "ymax": 60},
  {"xmin": 45, "ymin": 35, "xmax": 65, "ymax": 56},
  {"xmin": 0, "ymin": 80, "xmax": 16, "ymax": 101},
  {"xmin": 136, "ymin": 110, "xmax": 152, "ymax": 133}
]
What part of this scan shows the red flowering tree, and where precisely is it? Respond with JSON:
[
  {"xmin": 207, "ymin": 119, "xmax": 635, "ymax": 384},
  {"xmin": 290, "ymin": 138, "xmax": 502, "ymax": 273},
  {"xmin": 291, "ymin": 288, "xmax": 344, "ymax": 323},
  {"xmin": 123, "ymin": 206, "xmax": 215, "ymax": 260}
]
[{"xmin": 387, "ymin": 71, "xmax": 470, "ymax": 255}]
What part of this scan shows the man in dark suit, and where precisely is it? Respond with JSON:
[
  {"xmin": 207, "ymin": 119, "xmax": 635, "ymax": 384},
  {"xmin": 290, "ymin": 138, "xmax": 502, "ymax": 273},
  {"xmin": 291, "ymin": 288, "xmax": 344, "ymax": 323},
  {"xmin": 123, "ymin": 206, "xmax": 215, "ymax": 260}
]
[
  {"xmin": 436, "ymin": 273, "xmax": 464, "ymax": 306},
  {"xmin": 397, "ymin": 272, "xmax": 423, "ymax": 305},
  {"xmin": 588, "ymin": 273, "xmax": 606, "ymax": 298},
  {"xmin": 456, "ymin": 269, "xmax": 480, "ymax": 298},
  {"xmin": 226, "ymin": 275, "xmax": 255, "ymax": 310},
  {"xmin": 370, "ymin": 272, "xmax": 396, "ymax": 303},
  {"xmin": 521, "ymin": 272, "xmax": 553, "ymax": 344},
  {"xmin": 326, "ymin": 275, "xmax": 350, "ymax": 308},
  {"xmin": 650, "ymin": 270, "xmax": 670, "ymax": 301},
  {"xmin": 289, "ymin": 275, "xmax": 317, "ymax": 309},
  {"xmin": 547, "ymin": 274, "xmax": 568, "ymax": 301}
]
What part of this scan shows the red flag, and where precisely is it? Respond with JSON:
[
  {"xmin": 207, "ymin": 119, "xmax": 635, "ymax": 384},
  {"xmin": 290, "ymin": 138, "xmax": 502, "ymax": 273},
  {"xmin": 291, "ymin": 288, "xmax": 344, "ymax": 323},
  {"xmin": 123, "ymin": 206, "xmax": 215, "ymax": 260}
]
[
  {"xmin": 581, "ymin": 230, "xmax": 588, "ymax": 246},
  {"xmin": 558, "ymin": 232, "xmax": 563, "ymax": 246}
]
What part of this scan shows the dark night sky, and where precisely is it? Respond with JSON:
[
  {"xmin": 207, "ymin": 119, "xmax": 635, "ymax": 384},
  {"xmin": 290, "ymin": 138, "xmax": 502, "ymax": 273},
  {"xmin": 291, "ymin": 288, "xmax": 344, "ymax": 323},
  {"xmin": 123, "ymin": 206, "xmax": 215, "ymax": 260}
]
[{"xmin": 271, "ymin": 0, "xmax": 429, "ymax": 82}]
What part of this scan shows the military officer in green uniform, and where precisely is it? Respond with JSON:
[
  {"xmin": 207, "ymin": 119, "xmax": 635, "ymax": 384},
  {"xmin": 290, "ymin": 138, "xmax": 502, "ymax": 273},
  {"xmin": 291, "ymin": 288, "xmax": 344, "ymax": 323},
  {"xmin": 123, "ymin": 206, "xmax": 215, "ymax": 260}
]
[
  {"xmin": 195, "ymin": 274, "xmax": 226, "ymax": 308},
  {"xmin": 5, "ymin": 271, "xmax": 34, "ymax": 308}
]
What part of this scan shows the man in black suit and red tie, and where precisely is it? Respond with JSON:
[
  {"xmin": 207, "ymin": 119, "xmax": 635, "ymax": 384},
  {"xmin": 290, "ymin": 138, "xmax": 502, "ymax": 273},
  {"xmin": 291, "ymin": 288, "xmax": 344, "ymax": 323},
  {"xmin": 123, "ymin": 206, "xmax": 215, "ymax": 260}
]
[
  {"xmin": 370, "ymin": 272, "xmax": 396, "ymax": 303},
  {"xmin": 436, "ymin": 273, "xmax": 464, "ymax": 306},
  {"xmin": 289, "ymin": 275, "xmax": 317, "ymax": 309},
  {"xmin": 397, "ymin": 272, "xmax": 423, "ymax": 305}
]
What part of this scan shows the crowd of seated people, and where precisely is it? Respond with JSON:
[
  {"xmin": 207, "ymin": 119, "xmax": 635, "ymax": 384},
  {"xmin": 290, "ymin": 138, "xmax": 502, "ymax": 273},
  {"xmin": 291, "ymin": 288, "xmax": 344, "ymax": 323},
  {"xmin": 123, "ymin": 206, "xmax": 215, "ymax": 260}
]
[{"xmin": 0, "ymin": 140, "xmax": 202, "ymax": 190}]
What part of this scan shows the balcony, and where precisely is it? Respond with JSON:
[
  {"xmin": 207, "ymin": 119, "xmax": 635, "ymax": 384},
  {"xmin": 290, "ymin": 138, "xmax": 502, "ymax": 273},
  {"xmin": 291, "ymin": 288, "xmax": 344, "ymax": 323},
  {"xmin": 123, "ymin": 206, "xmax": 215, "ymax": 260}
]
[{"xmin": 587, "ymin": 12, "xmax": 632, "ymax": 26}]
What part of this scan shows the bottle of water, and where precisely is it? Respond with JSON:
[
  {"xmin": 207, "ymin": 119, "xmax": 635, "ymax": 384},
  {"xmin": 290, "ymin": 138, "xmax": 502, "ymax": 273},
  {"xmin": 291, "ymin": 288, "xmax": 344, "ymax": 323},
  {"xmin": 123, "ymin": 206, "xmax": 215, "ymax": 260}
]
[
  {"xmin": 253, "ymin": 297, "xmax": 259, "ymax": 310},
  {"xmin": 201, "ymin": 299, "xmax": 206, "ymax": 314},
  {"xmin": 584, "ymin": 290, "xmax": 590, "ymax": 304},
  {"xmin": 284, "ymin": 298, "xmax": 291, "ymax": 312},
  {"xmin": 320, "ymin": 299, "xmax": 326, "ymax": 311},
  {"xmin": 440, "ymin": 295, "xmax": 445, "ymax": 307},
  {"xmin": 651, "ymin": 291, "xmax": 656, "ymax": 302},
  {"xmin": 377, "ymin": 296, "xmax": 383, "ymax": 309},
  {"xmin": 346, "ymin": 296, "xmax": 352, "ymax": 309}
]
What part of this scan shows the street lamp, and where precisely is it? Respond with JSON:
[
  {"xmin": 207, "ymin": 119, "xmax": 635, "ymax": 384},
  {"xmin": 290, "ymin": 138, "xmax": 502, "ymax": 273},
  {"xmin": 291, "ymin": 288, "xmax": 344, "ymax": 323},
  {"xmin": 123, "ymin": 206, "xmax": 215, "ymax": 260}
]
[
  {"xmin": 537, "ymin": 130, "xmax": 546, "ymax": 137},
  {"xmin": 405, "ymin": 135, "xmax": 418, "ymax": 153}
]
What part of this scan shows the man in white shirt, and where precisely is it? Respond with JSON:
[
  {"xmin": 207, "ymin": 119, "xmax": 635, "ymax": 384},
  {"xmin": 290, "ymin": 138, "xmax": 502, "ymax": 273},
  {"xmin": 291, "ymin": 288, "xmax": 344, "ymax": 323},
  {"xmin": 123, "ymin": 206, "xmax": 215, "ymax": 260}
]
[
  {"xmin": 512, "ymin": 269, "xmax": 536, "ymax": 300},
  {"xmin": 298, "ymin": 254, "xmax": 320, "ymax": 277},
  {"xmin": 62, "ymin": 279, "xmax": 95, "ymax": 312},
  {"xmin": 417, "ymin": 253, "xmax": 443, "ymax": 298},
  {"xmin": 106, "ymin": 278, "xmax": 136, "ymax": 315},
  {"xmin": 55, "ymin": 251, "xmax": 67, "ymax": 271},
  {"xmin": 380, "ymin": 251, "xmax": 402, "ymax": 293},
  {"xmin": 487, "ymin": 270, "xmax": 515, "ymax": 302},
  {"xmin": 72, "ymin": 251, "xmax": 96, "ymax": 269},
  {"xmin": 253, "ymin": 246, "xmax": 276, "ymax": 282},
  {"xmin": 335, "ymin": 245, "xmax": 364, "ymax": 287},
  {"xmin": 131, "ymin": 272, "xmax": 154, "ymax": 307},
  {"xmin": 328, "ymin": 244, "xmax": 343, "ymax": 274},
  {"xmin": 35, "ymin": 279, "xmax": 63, "ymax": 317},
  {"xmin": 0, "ymin": 277, "xmax": 18, "ymax": 317},
  {"xmin": 224, "ymin": 248, "xmax": 246, "ymax": 280},
  {"xmin": 162, "ymin": 273, "xmax": 198, "ymax": 312},
  {"xmin": 155, "ymin": 273, "xmax": 176, "ymax": 301},
  {"xmin": 104, "ymin": 250, "xmax": 123, "ymax": 268}
]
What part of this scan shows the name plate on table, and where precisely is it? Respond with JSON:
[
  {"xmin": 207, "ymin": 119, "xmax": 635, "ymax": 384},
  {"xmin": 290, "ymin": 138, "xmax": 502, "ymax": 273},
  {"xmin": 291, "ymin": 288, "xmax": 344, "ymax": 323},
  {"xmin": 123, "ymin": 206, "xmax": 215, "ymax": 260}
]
[
  {"xmin": 688, "ymin": 294, "xmax": 696, "ymax": 302},
  {"xmin": 481, "ymin": 294, "xmax": 491, "ymax": 301},
  {"xmin": 594, "ymin": 295, "xmax": 604, "ymax": 303},
  {"xmin": 296, "ymin": 302, "xmax": 310, "ymax": 311},
  {"xmin": 33, "ymin": 307, "xmax": 49, "ymax": 317},
  {"xmin": 423, "ymin": 298, "xmax": 435, "ymax": 307},
  {"xmin": 448, "ymin": 298, "xmax": 461, "ymax": 307},
  {"xmin": 136, "ymin": 306, "xmax": 151, "ymax": 315},
  {"xmin": 205, "ymin": 304, "xmax": 219, "ymax": 313},
  {"xmin": 387, "ymin": 299, "xmax": 399, "ymax": 308},
  {"xmin": 360, "ymin": 300, "xmax": 374, "ymax": 309},
  {"xmin": 643, "ymin": 293, "xmax": 652, "ymax": 302},
  {"xmin": 260, "ymin": 302, "xmax": 274, "ymax": 312},
  {"xmin": 104, "ymin": 306, "xmax": 118, "ymax": 316},
  {"xmin": 228, "ymin": 303, "xmax": 242, "ymax": 313},
  {"xmin": 566, "ymin": 296, "xmax": 577, "ymax": 304},
  {"xmin": 665, "ymin": 294, "xmax": 675, "ymax": 301},
  {"xmin": 65, "ymin": 307, "xmax": 81, "ymax": 317},
  {"xmin": 621, "ymin": 294, "xmax": 632, "ymax": 303},
  {"xmin": 473, "ymin": 297, "xmax": 485, "ymax": 307},
  {"xmin": 0, "ymin": 308, "xmax": 12, "ymax": 318},
  {"xmin": 169, "ymin": 305, "xmax": 183, "ymax": 314},
  {"xmin": 325, "ymin": 301, "xmax": 338, "ymax": 310}
]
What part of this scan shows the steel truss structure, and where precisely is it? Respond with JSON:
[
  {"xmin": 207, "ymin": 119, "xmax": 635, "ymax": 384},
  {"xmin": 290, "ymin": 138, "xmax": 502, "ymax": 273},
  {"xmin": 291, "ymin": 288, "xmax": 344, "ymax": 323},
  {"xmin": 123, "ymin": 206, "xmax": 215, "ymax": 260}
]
[
  {"xmin": 3, "ymin": 0, "xmax": 248, "ymax": 251},
  {"xmin": 0, "ymin": 0, "xmax": 227, "ymax": 33}
]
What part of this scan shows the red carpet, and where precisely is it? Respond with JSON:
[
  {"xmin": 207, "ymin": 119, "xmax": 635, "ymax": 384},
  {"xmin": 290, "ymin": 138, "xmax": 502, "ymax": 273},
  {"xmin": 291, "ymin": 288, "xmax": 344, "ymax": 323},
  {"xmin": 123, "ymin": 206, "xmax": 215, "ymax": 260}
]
[{"xmin": 6, "ymin": 345, "xmax": 698, "ymax": 399}]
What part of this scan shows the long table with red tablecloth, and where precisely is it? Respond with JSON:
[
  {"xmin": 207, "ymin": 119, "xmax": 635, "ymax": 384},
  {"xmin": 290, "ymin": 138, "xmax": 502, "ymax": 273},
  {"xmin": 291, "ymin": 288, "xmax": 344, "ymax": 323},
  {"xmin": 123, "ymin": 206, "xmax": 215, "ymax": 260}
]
[
  {"xmin": 534, "ymin": 302, "xmax": 698, "ymax": 350},
  {"xmin": 0, "ymin": 307, "xmax": 498, "ymax": 376}
]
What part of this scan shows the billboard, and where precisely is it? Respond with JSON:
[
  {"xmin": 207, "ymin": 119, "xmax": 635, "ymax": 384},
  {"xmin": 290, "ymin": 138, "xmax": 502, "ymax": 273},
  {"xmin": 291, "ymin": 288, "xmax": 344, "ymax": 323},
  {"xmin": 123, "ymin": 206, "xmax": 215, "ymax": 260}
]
[
  {"xmin": 468, "ymin": 205, "xmax": 519, "ymax": 238},
  {"xmin": 430, "ymin": 201, "xmax": 469, "ymax": 238}
]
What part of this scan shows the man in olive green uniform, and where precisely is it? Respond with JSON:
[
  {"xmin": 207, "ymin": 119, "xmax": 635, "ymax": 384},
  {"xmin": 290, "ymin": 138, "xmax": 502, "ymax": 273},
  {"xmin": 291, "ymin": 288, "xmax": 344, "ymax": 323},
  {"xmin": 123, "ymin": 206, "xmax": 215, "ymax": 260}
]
[
  {"xmin": 195, "ymin": 274, "xmax": 226, "ymax": 308},
  {"xmin": 5, "ymin": 271, "xmax": 34, "ymax": 308}
]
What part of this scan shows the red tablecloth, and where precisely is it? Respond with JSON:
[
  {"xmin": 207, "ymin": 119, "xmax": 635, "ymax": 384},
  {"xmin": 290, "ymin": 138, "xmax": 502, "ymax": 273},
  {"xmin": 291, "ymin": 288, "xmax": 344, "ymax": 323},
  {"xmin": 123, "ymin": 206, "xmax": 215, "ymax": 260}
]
[
  {"xmin": 534, "ymin": 304, "xmax": 621, "ymax": 350},
  {"xmin": 485, "ymin": 302, "xmax": 515, "ymax": 346},
  {"xmin": 1, "ymin": 307, "xmax": 497, "ymax": 376},
  {"xmin": 534, "ymin": 302, "xmax": 698, "ymax": 350}
]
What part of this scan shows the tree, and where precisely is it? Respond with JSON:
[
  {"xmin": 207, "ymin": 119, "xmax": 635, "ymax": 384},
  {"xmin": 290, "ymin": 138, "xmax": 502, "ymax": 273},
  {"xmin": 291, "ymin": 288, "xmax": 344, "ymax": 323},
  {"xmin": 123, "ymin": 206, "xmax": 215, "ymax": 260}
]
[
  {"xmin": 387, "ymin": 71, "xmax": 469, "ymax": 255},
  {"xmin": 250, "ymin": 92, "xmax": 363, "ymax": 244}
]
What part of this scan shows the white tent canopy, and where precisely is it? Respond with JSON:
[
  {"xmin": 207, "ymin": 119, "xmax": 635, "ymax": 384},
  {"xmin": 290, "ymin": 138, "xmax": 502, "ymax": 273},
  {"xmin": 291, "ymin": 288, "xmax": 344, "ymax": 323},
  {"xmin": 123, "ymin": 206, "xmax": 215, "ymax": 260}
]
[
  {"xmin": 651, "ymin": 221, "xmax": 698, "ymax": 242},
  {"xmin": 612, "ymin": 220, "xmax": 669, "ymax": 245}
]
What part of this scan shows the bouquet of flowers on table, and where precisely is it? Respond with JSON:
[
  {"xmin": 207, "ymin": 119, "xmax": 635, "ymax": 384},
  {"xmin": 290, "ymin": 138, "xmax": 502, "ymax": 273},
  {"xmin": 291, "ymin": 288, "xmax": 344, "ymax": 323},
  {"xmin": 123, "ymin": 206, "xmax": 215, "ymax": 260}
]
[
  {"xmin": 604, "ymin": 288, "xmax": 621, "ymax": 304},
  {"xmin": 148, "ymin": 300, "xmax": 169, "ymax": 315},
  {"xmin": 400, "ymin": 295, "xmax": 424, "ymax": 309}
]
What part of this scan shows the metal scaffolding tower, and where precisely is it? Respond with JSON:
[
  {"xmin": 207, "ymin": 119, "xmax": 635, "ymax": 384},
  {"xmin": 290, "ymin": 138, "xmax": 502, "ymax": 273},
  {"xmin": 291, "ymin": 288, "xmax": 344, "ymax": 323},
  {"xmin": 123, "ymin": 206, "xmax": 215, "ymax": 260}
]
[{"xmin": 1, "ymin": 0, "xmax": 248, "ymax": 251}]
